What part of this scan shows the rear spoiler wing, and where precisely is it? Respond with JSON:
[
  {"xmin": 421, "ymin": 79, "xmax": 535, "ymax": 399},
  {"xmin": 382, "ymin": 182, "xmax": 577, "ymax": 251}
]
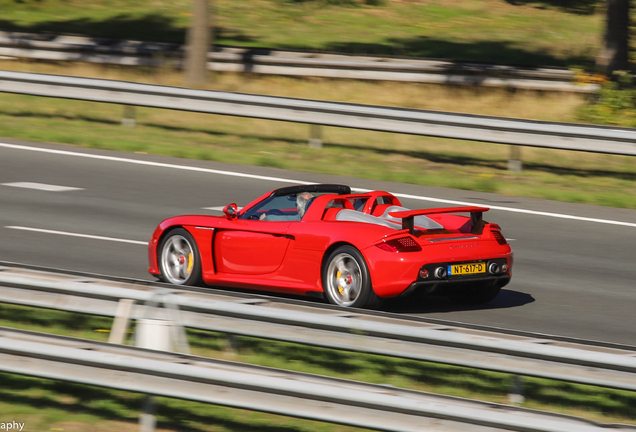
[{"xmin": 388, "ymin": 206, "xmax": 490, "ymax": 235}]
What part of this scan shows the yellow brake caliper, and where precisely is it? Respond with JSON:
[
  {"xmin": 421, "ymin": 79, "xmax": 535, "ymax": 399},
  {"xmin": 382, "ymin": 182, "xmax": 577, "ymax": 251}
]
[
  {"xmin": 186, "ymin": 253, "xmax": 194, "ymax": 274},
  {"xmin": 337, "ymin": 270, "xmax": 344, "ymax": 295}
]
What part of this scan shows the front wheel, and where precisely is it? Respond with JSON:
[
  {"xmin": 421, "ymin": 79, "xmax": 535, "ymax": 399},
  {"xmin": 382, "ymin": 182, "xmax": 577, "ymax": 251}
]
[
  {"xmin": 322, "ymin": 245, "xmax": 382, "ymax": 309},
  {"xmin": 158, "ymin": 228, "xmax": 202, "ymax": 286}
]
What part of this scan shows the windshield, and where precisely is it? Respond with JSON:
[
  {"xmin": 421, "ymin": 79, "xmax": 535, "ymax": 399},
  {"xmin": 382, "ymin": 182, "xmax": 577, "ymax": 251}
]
[{"xmin": 240, "ymin": 195, "xmax": 299, "ymax": 220}]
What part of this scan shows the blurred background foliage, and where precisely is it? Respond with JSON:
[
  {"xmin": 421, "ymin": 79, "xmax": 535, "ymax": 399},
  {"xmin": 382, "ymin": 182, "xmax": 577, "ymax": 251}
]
[
  {"xmin": 578, "ymin": 71, "xmax": 636, "ymax": 126},
  {"xmin": 0, "ymin": 0, "xmax": 604, "ymax": 67}
]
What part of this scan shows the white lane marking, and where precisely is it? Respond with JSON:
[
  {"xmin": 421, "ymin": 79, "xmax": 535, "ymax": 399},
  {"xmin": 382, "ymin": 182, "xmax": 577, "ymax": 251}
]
[
  {"xmin": 5, "ymin": 226, "xmax": 148, "ymax": 245},
  {"xmin": 2, "ymin": 182, "xmax": 83, "ymax": 192},
  {"xmin": 0, "ymin": 142, "xmax": 312, "ymax": 185},
  {"xmin": 2, "ymin": 142, "xmax": 635, "ymax": 229}
]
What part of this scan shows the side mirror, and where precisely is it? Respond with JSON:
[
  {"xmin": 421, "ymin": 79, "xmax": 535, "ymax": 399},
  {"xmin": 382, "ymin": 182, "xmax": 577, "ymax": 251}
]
[{"xmin": 223, "ymin": 203, "xmax": 238, "ymax": 220}]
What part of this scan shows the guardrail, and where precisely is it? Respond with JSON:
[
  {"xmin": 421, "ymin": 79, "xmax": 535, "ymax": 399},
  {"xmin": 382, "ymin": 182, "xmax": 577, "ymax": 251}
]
[
  {"xmin": 0, "ymin": 31, "xmax": 599, "ymax": 93},
  {"xmin": 0, "ymin": 70, "xmax": 634, "ymax": 157},
  {"xmin": 3, "ymin": 327, "xmax": 634, "ymax": 432},
  {"xmin": 1, "ymin": 265, "xmax": 635, "ymax": 395}
]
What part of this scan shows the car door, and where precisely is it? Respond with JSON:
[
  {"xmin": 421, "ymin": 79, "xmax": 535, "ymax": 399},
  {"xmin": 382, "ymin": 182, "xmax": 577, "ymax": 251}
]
[{"xmin": 214, "ymin": 219, "xmax": 292, "ymax": 275}]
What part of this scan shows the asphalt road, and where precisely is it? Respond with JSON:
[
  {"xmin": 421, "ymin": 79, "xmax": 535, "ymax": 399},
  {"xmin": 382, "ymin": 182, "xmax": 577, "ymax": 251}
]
[{"xmin": 1, "ymin": 138, "xmax": 635, "ymax": 345}]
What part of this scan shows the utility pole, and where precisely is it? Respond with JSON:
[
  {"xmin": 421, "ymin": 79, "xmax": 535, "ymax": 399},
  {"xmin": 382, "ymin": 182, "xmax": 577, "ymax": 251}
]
[
  {"xmin": 185, "ymin": 0, "xmax": 212, "ymax": 87},
  {"xmin": 597, "ymin": 0, "xmax": 630, "ymax": 76}
]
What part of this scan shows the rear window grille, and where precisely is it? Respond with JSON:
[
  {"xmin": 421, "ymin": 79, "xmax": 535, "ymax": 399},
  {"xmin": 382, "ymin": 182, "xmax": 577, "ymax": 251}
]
[
  {"xmin": 492, "ymin": 230, "xmax": 508, "ymax": 245},
  {"xmin": 397, "ymin": 237, "xmax": 418, "ymax": 249}
]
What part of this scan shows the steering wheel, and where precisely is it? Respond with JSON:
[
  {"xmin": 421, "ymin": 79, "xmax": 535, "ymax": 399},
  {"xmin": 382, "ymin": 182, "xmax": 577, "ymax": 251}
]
[{"xmin": 250, "ymin": 209, "xmax": 285, "ymax": 220}]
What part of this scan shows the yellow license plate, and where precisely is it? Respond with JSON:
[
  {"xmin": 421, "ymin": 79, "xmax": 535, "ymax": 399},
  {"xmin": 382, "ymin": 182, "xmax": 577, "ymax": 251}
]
[{"xmin": 449, "ymin": 262, "xmax": 486, "ymax": 276}]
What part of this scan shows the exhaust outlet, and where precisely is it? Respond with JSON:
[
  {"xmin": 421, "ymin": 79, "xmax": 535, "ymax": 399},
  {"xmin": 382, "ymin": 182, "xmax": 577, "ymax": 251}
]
[
  {"xmin": 434, "ymin": 267, "xmax": 447, "ymax": 279},
  {"xmin": 488, "ymin": 262, "xmax": 500, "ymax": 274}
]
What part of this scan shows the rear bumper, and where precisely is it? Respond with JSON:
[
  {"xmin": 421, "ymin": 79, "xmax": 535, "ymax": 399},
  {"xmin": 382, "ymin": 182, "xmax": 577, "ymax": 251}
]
[
  {"xmin": 401, "ymin": 274, "xmax": 511, "ymax": 298},
  {"xmin": 363, "ymin": 244, "xmax": 513, "ymax": 298}
]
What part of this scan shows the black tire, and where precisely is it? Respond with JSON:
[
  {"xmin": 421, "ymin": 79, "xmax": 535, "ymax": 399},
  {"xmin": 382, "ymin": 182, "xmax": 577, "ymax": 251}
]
[
  {"xmin": 158, "ymin": 228, "xmax": 202, "ymax": 286},
  {"xmin": 322, "ymin": 245, "xmax": 382, "ymax": 309},
  {"xmin": 449, "ymin": 281, "xmax": 501, "ymax": 305}
]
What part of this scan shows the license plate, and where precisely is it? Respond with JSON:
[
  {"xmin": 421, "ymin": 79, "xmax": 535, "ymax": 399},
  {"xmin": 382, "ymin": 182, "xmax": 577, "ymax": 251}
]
[{"xmin": 448, "ymin": 262, "xmax": 486, "ymax": 276}]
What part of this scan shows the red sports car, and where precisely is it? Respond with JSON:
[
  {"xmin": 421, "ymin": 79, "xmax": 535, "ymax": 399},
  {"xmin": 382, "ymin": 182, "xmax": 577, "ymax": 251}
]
[{"xmin": 148, "ymin": 184, "xmax": 513, "ymax": 308}]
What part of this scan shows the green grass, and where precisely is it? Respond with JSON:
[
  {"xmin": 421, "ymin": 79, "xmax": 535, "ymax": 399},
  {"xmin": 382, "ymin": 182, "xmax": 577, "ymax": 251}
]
[
  {"xmin": 1, "ymin": 302, "xmax": 635, "ymax": 430},
  {"xmin": 0, "ymin": 0, "xmax": 603, "ymax": 68}
]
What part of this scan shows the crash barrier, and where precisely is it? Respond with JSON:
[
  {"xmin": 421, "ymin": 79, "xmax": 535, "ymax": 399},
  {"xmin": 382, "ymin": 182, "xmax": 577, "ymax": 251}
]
[
  {"xmin": 0, "ymin": 31, "xmax": 598, "ymax": 93},
  {"xmin": 1, "ymin": 265, "xmax": 635, "ymax": 396},
  {"xmin": 3, "ymin": 327, "xmax": 634, "ymax": 432},
  {"xmin": 0, "ymin": 70, "xmax": 634, "ymax": 158}
]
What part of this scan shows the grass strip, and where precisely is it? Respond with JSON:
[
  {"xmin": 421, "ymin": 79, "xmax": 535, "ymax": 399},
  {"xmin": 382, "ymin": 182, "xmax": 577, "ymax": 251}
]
[{"xmin": 0, "ymin": 302, "xmax": 634, "ymax": 429}]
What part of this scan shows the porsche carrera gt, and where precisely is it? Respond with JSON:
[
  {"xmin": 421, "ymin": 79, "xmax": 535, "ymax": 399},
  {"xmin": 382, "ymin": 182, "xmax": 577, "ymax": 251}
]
[{"xmin": 148, "ymin": 184, "xmax": 513, "ymax": 308}]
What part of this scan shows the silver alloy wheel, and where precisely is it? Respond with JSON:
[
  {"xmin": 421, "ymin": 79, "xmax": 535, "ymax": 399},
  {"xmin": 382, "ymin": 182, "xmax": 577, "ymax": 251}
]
[
  {"xmin": 325, "ymin": 252, "xmax": 363, "ymax": 306},
  {"xmin": 160, "ymin": 234, "xmax": 195, "ymax": 285}
]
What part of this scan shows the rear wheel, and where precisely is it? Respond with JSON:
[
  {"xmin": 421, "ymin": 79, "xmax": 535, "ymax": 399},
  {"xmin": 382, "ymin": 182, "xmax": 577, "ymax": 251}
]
[
  {"xmin": 158, "ymin": 228, "xmax": 202, "ymax": 286},
  {"xmin": 449, "ymin": 281, "xmax": 501, "ymax": 305},
  {"xmin": 322, "ymin": 245, "xmax": 381, "ymax": 309}
]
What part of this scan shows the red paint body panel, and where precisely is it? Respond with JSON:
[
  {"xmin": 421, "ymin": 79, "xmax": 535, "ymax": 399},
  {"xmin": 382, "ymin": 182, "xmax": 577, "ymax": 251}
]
[
  {"xmin": 214, "ymin": 229, "xmax": 291, "ymax": 274},
  {"xmin": 148, "ymin": 185, "xmax": 513, "ymax": 300}
]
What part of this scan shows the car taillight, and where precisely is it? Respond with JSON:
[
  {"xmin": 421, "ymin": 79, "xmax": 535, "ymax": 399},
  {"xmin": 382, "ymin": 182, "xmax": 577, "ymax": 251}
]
[
  {"xmin": 491, "ymin": 230, "xmax": 508, "ymax": 245},
  {"xmin": 376, "ymin": 236, "xmax": 422, "ymax": 252}
]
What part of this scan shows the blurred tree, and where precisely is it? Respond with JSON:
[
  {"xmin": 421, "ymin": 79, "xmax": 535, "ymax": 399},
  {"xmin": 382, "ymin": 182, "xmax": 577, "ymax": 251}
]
[
  {"xmin": 185, "ymin": 0, "xmax": 212, "ymax": 87},
  {"xmin": 597, "ymin": 0, "xmax": 630, "ymax": 76}
]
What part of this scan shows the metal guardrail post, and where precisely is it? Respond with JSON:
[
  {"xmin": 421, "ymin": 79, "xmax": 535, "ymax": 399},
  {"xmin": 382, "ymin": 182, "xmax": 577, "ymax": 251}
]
[
  {"xmin": 133, "ymin": 289, "xmax": 190, "ymax": 432},
  {"xmin": 309, "ymin": 123, "xmax": 322, "ymax": 148},
  {"xmin": 139, "ymin": 395, "xmax": 157, "ymax": 432},
  {"xmin": 508, "ymin": 375, "xmax": 525, "ymax": 404},
  {"xmin": 136, "ymin": 319, "xmax": 172, "ymax": 351},
  {"xmin": 509, "ymin": 145, "xmax": 523, "ymax": 172},
  {"xmin": 108, "ymin": 298, "xmax": 135, "ymax": 344},
  {"xmin": 135, "ymin": 317, "xmax": 167, "ymax": 432},
  {"xmin": 122, "ymin": 105, "xmax": 136, "ymax": 127},
  {"xmin": 226, "ymin": 334, "xmax": 240, "ymax": 354},
  {"xmin": 136, "ymin": 289, "xmax": 190, "ymax": 354}
]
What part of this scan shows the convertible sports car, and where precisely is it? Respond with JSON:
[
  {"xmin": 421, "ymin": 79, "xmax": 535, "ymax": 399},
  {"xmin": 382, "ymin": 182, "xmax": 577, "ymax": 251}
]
[{"xmin": 148, "ymin": 184, "xmax": 513, "ymax": 308}]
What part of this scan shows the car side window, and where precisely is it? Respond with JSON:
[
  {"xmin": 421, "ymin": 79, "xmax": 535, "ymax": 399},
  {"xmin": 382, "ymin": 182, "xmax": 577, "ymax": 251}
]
[{"xmin": 240, "ymin": 195, "xmax": 297, "ymax": 220}]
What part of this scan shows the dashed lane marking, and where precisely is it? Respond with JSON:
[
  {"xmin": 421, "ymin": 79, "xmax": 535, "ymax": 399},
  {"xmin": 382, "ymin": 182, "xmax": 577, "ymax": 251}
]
[{"xmin": 2, "ymin": 182, "xmax": 83, "ymax": 192}]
